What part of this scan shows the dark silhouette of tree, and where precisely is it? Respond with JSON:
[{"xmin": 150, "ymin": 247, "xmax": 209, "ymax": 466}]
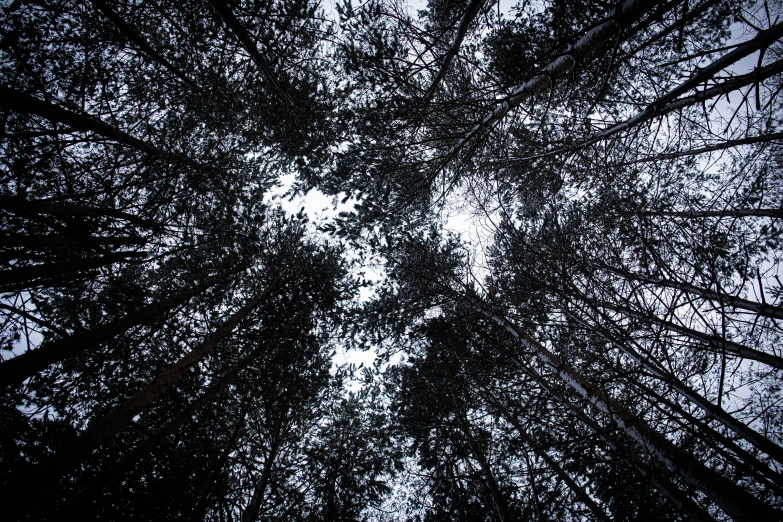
[{"xmin": 3, "ymin": 0, "xmax": 783, "ymax": 520}]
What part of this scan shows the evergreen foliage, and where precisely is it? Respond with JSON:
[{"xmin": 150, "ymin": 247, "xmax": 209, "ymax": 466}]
[{"xmin": 2, "ymin": 0, "xmax": 783, "ymax": 520}]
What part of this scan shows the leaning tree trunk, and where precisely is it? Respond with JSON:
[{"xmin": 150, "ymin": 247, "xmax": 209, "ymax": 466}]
[
  {"xmin": 0, "ymin": 269, "xmax": 241, "ymax": 389},
  {"xmin": 466, "ymin": 293, "xmax": 783, "ymax": 521},
  {"xmin": 499, "ymin": 359, "xmax": 716, "ymax": 522},
  {"xmin": 434, "ymin": 0, "xmax": 669, "ymax": 173},
  {"xmin": 598, "ymin": 301, "xmax": 783, "ymax": 369},
  {"xmin": 0, "ymin": 250, "xmax": 147, "ymax": 293},
  {"xmin": 610, "ymin": 268, "xmax": 783, "ymax": 321},
  {"xmin": 89, "ymin": 0, "xmax": 195, "ymax": 86},
  {"xmin": 459, "ymin": 418, "xmax": 515, "ymax": 522},
  {"xmin": 481, "ymin": 391, "xmax": 612, "ymax": 522},
  {"xmin": 562, "ymin": 295, "xmax": 783, "ymax": 466},
  {"xmin": 31, "ymin": 290, "xmax": 270, "ymax": 493}
]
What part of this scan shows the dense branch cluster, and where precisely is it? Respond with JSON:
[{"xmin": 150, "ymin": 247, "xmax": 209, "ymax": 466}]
[{"xmin": 1, "ymin": 0, "xmax": 782, "ymax": 520}]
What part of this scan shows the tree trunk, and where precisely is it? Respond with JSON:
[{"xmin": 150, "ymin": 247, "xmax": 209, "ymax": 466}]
[
  {"xmin": 190, "ymin": 409, "xmax": 248, "ymax": 522},
  {"xmin": 207, "ymin": 0, "xmax": 279, "ymax": 88},
  {"xmin": 617, "ymin": 269, "xmax": 783, "ymax": 320},
  {"xmin": 482, "ymin": 392, "xmax": 612, "ymax": 522},
  {"xmin": 89, "ymin": 0, "xmax": 195, "ymax": 86},
  {"xmin": 0, "ymin": 269, "xmax": 240, "ymax": 389},
  {"xmin": 0, "ymin": 86, "xmax": 163, "ymax": 156},
  {"xmin": 0, "ymin": 195, "xmax": 161, "ymax": 230},
  {"xmin": 564, "ymin": 307, "xmax": 783, "ymax": 466},
  {"xmin": 524, "ymin": 55, "xmax": 783, "ymax": 162},
  {"xmin": 30, "ymin": 291, "xmax": 270, "ymax": 493},
  {"xmin": 628, "ymin": 132, "xmax": 783, "ymax": 164},
  {"xmin": 0, "ymin": 86, "xmax": 210, "ymax": 175},
  {"xmin": 422, "ymin": 0, "xmax": 486, "ymax": 105},
  {"xmin": 0, "ymin": 233, "xmax": 147, "ymax": 249},
  {"xmin": 506, "ymin": 353, "xmax": 716, "ymax": 522},
  {"xmin": 0, "ymin": 251, "xmax": 146, "ymax": 293},
  {"xmin": 79, "ymin": 294, "xmax": 267, "ymax": 450},
  {"xmin": 641, "ymin": 208, "xmax": 783, "ymax": 219},
  {"xmin": 435, "ymin": 0, "xmax": 665, "ymax": 172},
  {"xmin": 242, "ymin": 439, "xmax": 281, "ymax": 522},
  {"xmin": 470, "ymin": 296, "xmax": 783, "ymax": 520},
  {"xmin": 460, "ymin": 418, "xmax": 514, "ymax": 522},
  {"xmin": 599, "ymin": 301, "xmax": 783, "ymax": 369}
]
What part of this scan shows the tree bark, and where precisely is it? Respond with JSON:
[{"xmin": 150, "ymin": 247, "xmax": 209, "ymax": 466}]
[
  {"xmin": 30, "ymin": 291, "xmax": 271, "ymax": 494},
  {"xmin": 64, "ymin": 322, "xmax": 297, "ymax": 514},
  {"xmin": 621, "ymin": 270, "xmax": 783, "ymax": 320},
  {"xmin": 0, "ymin": 87, "xmax": 206, "ymax": 172},
  {"xmin": 0, "ymin": 233, "xmax": 146, "ymax": 249},
  {"xmin": 422, "ymin": 0, "xmax": 486, "ymax": 105},
  {"xmin": 522, "ymin": 54, "xmax": 783, "ymax": 163},
  {"xmin": 0, "ymin": 86, "xmax": 163, "ymax": 155},
  {"xmin": 460, "ymin": 419, "xmax": 515, "ymax": 522},
  {"xmin": 206, "ymin": 0, "xmax": 280, "ymax": 89},
  {"xmin": 565, "ymin": 308, "xmax": 783, "ymax": 469},
  {"xmin": 506, "ymin": 355, "xmax": 716, "ymax": 522},
  {"xmin": 190, "ymin": 409, "xmax": 248, "ymax": 522},
  {"xmin": 78, "ymin": 293, "xmax": 267, "ymax": 451},
  {"xmin": 0, "ymin": 195, "xmax": 161, "ymax": 230},
  {"xmin": 641, "ymin": 207, "xmax": 783, "ymax": 219},
  {"xmin": 242, "ymin": 438, "xmax": 281, "ymax": 522},
  {"xmin": 628, "ymin": 132, "xmax": 783, "ymax": 164},
  {"xmin": 434, "ymin": 0, "xmax": 666, "ymax": 173}
]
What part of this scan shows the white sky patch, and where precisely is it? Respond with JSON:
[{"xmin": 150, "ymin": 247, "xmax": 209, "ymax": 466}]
[
  {"xmin": 263, "ymin": 172, "xmax": 352, "ymax": 222},
  {"xmin": 273, "ymin": 0, "xmax": 783, "ymax": 413},
  {"xmin": 263, "ymin": 174, "xmax": 386, "ymax": 379}
]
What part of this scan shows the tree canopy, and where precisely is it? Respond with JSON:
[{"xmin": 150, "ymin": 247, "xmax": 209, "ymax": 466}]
[{"xmin": 2, "ymin": 0, "xmax": 783, "ymax": 520}]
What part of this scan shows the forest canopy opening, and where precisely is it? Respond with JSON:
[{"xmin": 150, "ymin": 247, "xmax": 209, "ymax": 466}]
[{"xmin": 1, "ymin": 0, "xmax": 782, "ymax": 520}]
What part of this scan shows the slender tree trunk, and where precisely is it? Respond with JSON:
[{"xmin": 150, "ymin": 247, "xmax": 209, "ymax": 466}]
[
  {"xmin": 506, "ymin": 353, "xmax": 716, "ymax": 522},
  {"xmin": 89, "ymin": 0, "xmax": 195, "ymax": 86},
  {"xmin": 628, "ymin": 132, "xmax": 783, "ymax": 164},
  {"xmin": 646, "ymin": 21, "xmax": 783, "ymax": 108},
  {"xmin": 68, "ymin": 302, "xmax": 299, "ymax": 518},
  {"xmin": 190, "ymin": 409, "xmax": 248, "ymax": 522},
  {"xmin": 523, "ymin": 55, "xmax": 783, "ymax": 163},
  {"xmin": 63, "ymin": 318, "xmax": 297, "ymax": 515},
  {"xmin": 469, "ymin": 296, "xmax": 783, "ymax": 520},
  {"xmin": 629, "ymin": 368, "xmax": 783, "ymax": 492},
  {"xmin": 0, "ymin": 303, "xmax": 69, "ymax": 338},
  {"xmin": 0, "ymin": 233, "xmax": 146, "ymax": 249},
  {"xmin": 0, "ymin": 195, "xmax": 161, "ymax": 230},
  {"xmin": 435, "ymin": 0, "xmax": 666, "ymax": 171},
  {"xmin": 422, "ymin": 0, "xmax": 485, "ymax": 105},
  {"xmin": 460, "ymin": 419, "xmax": 514, "ymax": 522},
  {"xmin": 0, "ymin": 86, "xmax": 163, "ymax": 155},
  {"xmin": 615, "ymin": 269, "xmax": 783, "ymax": 320},
  {"xmin": 641, "ymin": 208, "xmax": 783, "ymax": 219},
  {"xmin": 206, "ymin": 0, "xmax": 279, "ymax": 88},
  {"xmin": 0, "ymin": 87, "xmax": 210, "ymax": 175},
  {"xmin": 206, "ymin": 0, "xmax": 303, "ymax": 130},
  {"xmin": 242, "ymin": 439, "xmax": 281, "ymax": 522},
  {"xmin": 0, "ymin": 270, "xmax": 239, "ymax": 389},
  {"xmin": 563, "ymin": 306, "xmax": 783, "ymax": 465},
  {"xmin": 482, "ymin": 392, "xmax": 611, "ymax": 522},
  {"xmin": 624, "ymin": 0, "xmax": 720, "ymax": 60},
  {"xmin": 28, "ymin": 291, "xmax": 270, "ymax": 496},
  {"xmin": 599, "ymin": 301, "xmax": 783, "ymax": 369},
  {"xmin": 0, "ymin": 251, "xmax": 146, "ymax": 293},
  {"xmin": 78, "ymin": 294, "xmax": 267, "ymax": 450}
]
